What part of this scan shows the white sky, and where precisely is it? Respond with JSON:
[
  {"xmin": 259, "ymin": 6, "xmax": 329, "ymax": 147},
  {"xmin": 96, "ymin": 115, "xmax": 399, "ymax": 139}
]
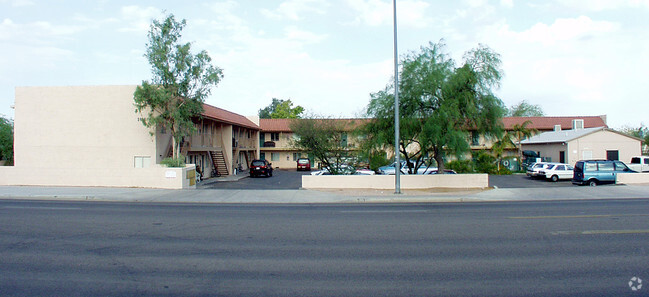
[{"xmin": 1, "ymin": 0, "xmax": 647, "ymax": 129}]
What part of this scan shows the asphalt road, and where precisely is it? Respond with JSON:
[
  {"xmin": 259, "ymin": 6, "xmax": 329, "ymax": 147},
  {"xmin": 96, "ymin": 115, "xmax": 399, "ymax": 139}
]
[
  {"xmin": 2, "ymin": 199, "xmax": 648, "ymax": 296},
  {"xmin": 205, "ymin": 171, "xmax": 578, "ymax": 190},
  {"xmin": 489, "ymin": 174, "xmax": 578, "ymax": 188},
  {"xmin": 202, "ymin": 169, "xmax": 312, "ymax": 190}
]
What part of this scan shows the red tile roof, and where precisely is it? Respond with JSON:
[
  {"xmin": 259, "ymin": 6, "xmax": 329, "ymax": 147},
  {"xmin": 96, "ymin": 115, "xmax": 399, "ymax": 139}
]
[
  {"xmin": 259, "ymin": 116, "xmax": 607, "ymax": 132},
  {"xmin": 259, "ymin": 119, "xmax": 294, "ymax": 132},
  {"xmin": 201, "ymin": 103, "xmax": 259, "ymax": 130},
  {"xmin": 259, "ymin": 118, "xmax": 371, "ymax": 132},
  {"xmin": 502, "ymin": 116, "xmax": 607, "ymax": 130}
]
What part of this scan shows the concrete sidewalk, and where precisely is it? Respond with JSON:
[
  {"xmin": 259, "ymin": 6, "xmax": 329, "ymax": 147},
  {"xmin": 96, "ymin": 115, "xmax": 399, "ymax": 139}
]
[{"xmin": 1, "ymin": 184, "xmax": 649, "ymax": 204}]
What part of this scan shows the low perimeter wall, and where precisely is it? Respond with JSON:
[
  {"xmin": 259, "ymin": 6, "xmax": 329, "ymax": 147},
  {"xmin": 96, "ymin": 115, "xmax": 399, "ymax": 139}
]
[
  {"xmin": 0, "ymin": 165, "xmax": 196, "ymax": 189},
  {"xmin": 617, "ymin": 173, "xmax": 649, "ymax": 185},
  {"xmin": 302, "ymin": 174, "xmax": 489, "ymax": 190}
]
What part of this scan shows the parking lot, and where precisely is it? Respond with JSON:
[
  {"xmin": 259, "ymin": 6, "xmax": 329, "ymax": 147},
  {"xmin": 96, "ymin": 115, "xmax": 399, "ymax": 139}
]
[
  {"xmin": 488, "ymin": 174, "xmax": 576, "ymax": 188},
  {"xmin": 201, "ymin": 170, "xmax": 584, "ymax": 190}
]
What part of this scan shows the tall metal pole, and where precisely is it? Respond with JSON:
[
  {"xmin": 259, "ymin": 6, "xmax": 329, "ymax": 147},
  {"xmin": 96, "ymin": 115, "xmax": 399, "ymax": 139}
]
[{"xmin": 393, "ymin": 0, "xmax": 401, "ymax": 194}]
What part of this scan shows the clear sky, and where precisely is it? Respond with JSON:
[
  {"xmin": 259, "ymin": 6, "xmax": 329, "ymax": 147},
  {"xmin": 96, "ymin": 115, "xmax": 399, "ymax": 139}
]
[{"xmin": 1, "ymin": 0, "xmax": 647, "ymax": 129}]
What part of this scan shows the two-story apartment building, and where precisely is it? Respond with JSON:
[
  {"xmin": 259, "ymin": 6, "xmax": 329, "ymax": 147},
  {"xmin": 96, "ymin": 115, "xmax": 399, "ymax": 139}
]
[
  {"xmin": 0, "ymin": 85, "xmax": 259, "ymax": 188},
  {"xmin": 468, "ymin": 116, "xmax": 608, "ymax": 156},
  {"xmin": 260, "ymin": 116, "xmax": 610, "ymax": 169},
  {"xmin": 259, "ymin": 118, "xmax": 368, "ymax": 169},
  {"xmin": 179, "ymin": 103, "xmax": 259, "ymax": 177}
]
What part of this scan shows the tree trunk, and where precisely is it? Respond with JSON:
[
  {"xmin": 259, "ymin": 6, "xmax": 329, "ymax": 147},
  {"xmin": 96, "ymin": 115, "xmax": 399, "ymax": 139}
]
[{"xmin": 434, "ymin": 148, "xmax": 445, "ymax": 174}]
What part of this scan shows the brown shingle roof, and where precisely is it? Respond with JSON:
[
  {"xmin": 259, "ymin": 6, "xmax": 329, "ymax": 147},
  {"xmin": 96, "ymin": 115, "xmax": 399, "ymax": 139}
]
[
  {"xmin": 502, "ymin": 116, "xmax": 607, "ymax": 130},
  {"xmin": 260, "ymin": 118, "xmax": 372, "ymax": 132},
  {"xmin": 259, "ymin": 119, "xmax": 294, "ymax": 132},
  {"xmin": 259, "ymin": 116, "xmax": 607, "ymax": 132},
  {"xmin": 201, "ymin": 103, "xmax": 259, "ymax": 130}
]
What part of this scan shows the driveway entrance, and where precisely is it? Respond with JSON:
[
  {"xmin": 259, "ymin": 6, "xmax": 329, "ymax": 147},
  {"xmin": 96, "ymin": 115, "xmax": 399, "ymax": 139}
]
[{"xmin": 200, "ymin": 169, "xmax": 311, "ymax": 190}]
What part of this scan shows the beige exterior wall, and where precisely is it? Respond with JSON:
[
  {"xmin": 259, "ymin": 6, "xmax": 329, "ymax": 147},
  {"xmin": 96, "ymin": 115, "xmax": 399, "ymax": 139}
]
[
  {"xmin": 617, "ymin": 173, "xmax": 649, "ymax": 184},
  {"xmin": 568, "ymin": 130, "xmax": 641, "ymax": 164},
  {"xmin": 1, "ymin": 85, "xmax": 197, "ymax": 188},
  {"xmin": 302, "ymin": 174, "xmax": 489, "ymax": 190},
  {"xmin": 522, "ymin": 130, "xmax": 641, "ymax": 166},
  {"xmin": 14, "ymin": 85, "xmax": 157, "ymax": 169},
  {"xmin": 260, "ymin": 130, "xmax": 362, "ymax": 169},
  {"xmin": 520, "ymin": 143, "xmax": 567, "ymax": 163}
]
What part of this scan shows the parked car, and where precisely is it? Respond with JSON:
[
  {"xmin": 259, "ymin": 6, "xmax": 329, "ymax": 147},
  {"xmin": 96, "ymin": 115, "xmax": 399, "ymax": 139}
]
[
  {"xmin": 628, "ymin": 156, "xmax": 649, "ymax": 172},
  {"xmin": 250, "ymin": 159, "xmax": 273, "ymax": 177},
  {"xmin": 297, "ymin": 158, "xmax": 311, "ymax": 171},
  {"xmin": 311, "ymin": 165, "xmax": 376, "ymax": 175},
  {"xmin": 572, "ymin": 160, "xmax": 635, "ymax": 186},
  {"xmin": 526, "ymin": 162, "xmax": 550, "ymax": 178},
  {"xmin": 377, "ymin": 161, "xmax": 437, "ymax": 175},
  {"xmin": 425, "ymin": 169, "xmax": 457, "ymax": 174},
  {"xmin": 539, "ymin": 163, "xmax": 573, "ymax": 182},
  {"xmin": 354, "ymin": 168, "xmax": 376, "ymax": 175}
]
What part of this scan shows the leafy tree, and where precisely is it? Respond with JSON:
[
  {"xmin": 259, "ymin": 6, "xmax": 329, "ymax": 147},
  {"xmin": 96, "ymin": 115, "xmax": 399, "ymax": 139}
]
[
  {"xmin": 134, "ymin": 14, "xmax": 223, "ymax": 160},
  {"xmin": 258, "ymin": 98, "xmax": 304, "ymax": 119},
  {"xmin": 492, "ymin": 131, "xmax": 516, "ymax": 172},
  {"xmin": 619, "ymin": 124, "xmax": 649, "ymax": 154},
  {"xmin": 290, "ymin": 117, "xmax": 358, "ymax": 175},
  {"xmin": 509, "ymin": 120, "xmax": 537, "ymax": 164},
  {"xmin": 0, "ymin": 116, "xmax": 13, "ymax": 164},
  {"xmin": 364, "ymin": 40, "xmax": 506, "ymax": 173},
  {"xmin": 507, "ymin": 100, "xmax": 544, "ymax": 117}
]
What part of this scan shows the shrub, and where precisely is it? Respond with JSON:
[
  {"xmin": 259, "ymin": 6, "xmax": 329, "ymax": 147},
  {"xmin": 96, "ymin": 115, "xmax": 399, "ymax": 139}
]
[
  {"xmin": 161, "ymin": 157, "xmax": 185, "ymax": 167},
  {"xmin": 369, "ymin": 152, "xmax": 391, "ymax": 172},
  {"xmin": 446, "ymin": 159, "xmax": 473, "ymax": 173},
  {"xmin": 472, "ymin": 150, "xmax": 498, "ymax": 174}
]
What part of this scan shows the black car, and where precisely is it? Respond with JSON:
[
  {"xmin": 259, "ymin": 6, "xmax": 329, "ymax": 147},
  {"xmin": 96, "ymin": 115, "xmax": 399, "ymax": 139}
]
[{"xmin": 250, "ymin": 159, "xmax": 273, "ymax": 177}]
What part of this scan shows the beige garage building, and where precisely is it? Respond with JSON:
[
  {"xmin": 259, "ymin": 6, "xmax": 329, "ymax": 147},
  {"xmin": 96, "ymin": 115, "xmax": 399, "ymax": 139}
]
[{"xmin": 521, "ymin": 126, "xmax": 643, "ymax": 166}]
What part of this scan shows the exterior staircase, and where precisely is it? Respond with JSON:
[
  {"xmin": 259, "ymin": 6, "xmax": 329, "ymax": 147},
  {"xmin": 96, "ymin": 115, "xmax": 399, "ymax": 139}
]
[{"xmin": 209, "ymin": 151, "xmax": 229, "ymax": 176}]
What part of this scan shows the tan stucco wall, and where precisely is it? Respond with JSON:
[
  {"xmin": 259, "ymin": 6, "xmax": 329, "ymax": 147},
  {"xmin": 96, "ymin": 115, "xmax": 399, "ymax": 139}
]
[
  {"xmin": 569, "ymin": 130, "xmax": 641, "ymax": 164},
  {"xmin": 302, "ymin": 174, "xmax": 488, "ymax": 190},
  {"xmin": 521, "ymin": 143, "xmax": 567, "ymax": 163},
  {"xmin": 14, "ymin": 85, "xmax": 157, "ymax": 169},
  {"xmin": 5, "ymin": 85, "xmax": 198, "ymax": 188},
  {"xmin": 617, "ymin": 173, "xmax": 649, "ymax": 185},
  {"xmin": 522, "ymin": 130, "xmax": 642, "ymax": 166},
  {"xmin": 0, "ymin": 164, "xmax": 196, "ymax": 189}
]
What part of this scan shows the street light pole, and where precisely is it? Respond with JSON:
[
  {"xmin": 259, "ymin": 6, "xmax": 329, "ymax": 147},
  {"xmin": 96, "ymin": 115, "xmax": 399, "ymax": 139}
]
[{"xmin": 393, "ymin": 0, "xmax": 401, "ymax": 194}]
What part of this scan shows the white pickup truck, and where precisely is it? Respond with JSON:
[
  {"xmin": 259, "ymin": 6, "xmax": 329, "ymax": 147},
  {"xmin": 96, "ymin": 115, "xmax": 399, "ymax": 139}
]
[{"xmin": 628, "ymin": 156, "xmax": 649, "ymax": 172}]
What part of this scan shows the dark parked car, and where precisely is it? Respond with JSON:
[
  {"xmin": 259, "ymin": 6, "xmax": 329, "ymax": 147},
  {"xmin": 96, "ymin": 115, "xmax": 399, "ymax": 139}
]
[
  {"xmin": 297, "ymin": 158, "xmax": 311, "ymax": 171},
  {"xmin": 250, "ymin": 159, "xmax": 273, "ymax": 177},
  {"xmin": 572, "ymin": 160, "xmax": 634, "ymax": 186}
]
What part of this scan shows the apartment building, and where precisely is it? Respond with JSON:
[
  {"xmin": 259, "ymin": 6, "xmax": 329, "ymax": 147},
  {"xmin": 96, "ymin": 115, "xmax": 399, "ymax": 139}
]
[{"xmin": 0, "ymin": 85, "xmax": 259, "ymax": 188}]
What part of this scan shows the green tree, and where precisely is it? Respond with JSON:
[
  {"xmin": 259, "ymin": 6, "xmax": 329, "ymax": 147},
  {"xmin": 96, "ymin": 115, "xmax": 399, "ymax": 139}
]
[
  {"xmin": 507, "ymin": 100, "xmax": 544, "ymax": 117},
  {"xmin": 258, "ymin": 98, "xmax": 304, "ymax": 119},
  {"xmin": 364, "ymin": 41, "xmax": 506, "ymax": 173},
  {"xmin": 619, "ymin": 124, "xmax": 649, "ymax": 154},
  {"xmin": 0, "ymin": 116, "xmax": 13, "ymax": 164},
  {"xmin": 134, "ymin": 14, "xmax": 223, "ymax": 160},
  {"xmin": 509, "ymin": 120, "xmax": 537, "ymax": 164},
  {"xmin": 290, "ymin": 117, "xmax": 358, "ymax": 175},
  {"xmin": 492, "ymin": 131, "xmax": 516, "ymax": 172}
]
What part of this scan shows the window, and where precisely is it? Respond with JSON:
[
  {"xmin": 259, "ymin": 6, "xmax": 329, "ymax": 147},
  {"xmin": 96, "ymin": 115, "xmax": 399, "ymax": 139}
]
[
  {"xmin": 598, "ymin": 161, "xmax": 614, "ymax": 171},
  {"xmin": 585, "ymin": 162, "xmax": 597, "ymax": 171},
  {"xmin": 614, "ymin": 161, "xmax": 629, "ymax": 171},
  {"xmin": 271, "ymin": 152, "xmax": 280, "ymax": 161},
  {"xmin": 573, "ymin": 119, "xmax": 584, "ymax": 129},
  {"xmin": 471, "ymin": 131, "xmax": 479, "ymax": 146},
  {"xmin": 293, "ymin": 153, "xmax": 302, "ymax": 161},
  {"xmin": 271, "ymin": 133, "xmax": 280, "ymax": 141},
  {"xmin": 341, "ymin": 133, "xmax": 348, "ymax": 147},
  {"xmin": 134, "ymin": 156, "xmax": 151, "ymax": 168},
  {"xmin": 556, "ymin": 165, "xmax": 565, "ymax": 171},
  {"xmin": 260, "ymin": 152, "xmax": 266, "ymax": 160},
  {"xmin": 606, "ymin": 150, "xmax": 619, "ymax": 161}
]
